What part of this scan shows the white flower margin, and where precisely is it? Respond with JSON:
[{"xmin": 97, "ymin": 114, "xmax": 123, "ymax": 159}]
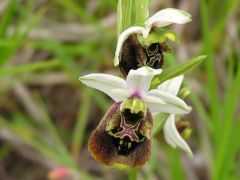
[{"xmin": 114, "ymin": 8, "xmax": 192, "ymax": 66}]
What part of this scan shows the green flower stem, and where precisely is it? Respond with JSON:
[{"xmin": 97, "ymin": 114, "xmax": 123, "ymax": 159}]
[
  {"xmin": 133, "ymin": 0, "xmax": 149, "ymax": 25},
  {"xmin": 117, "ymin": 0, "xmax": 149, "ymax": 178},
  {"xmin": 117, "ymin": 0, "xmax": 132, "ymax": 35},
  {"xmin": 128, "ymin": 168, "xmax": 138, "ymax": 180},
  {"xmin": 117, "ymin": 0, "xmax": 149, "ymax": 35}
]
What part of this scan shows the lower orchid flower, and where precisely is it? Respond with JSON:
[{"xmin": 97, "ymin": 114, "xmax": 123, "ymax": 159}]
[
  {"xmin": 156, "ymin": 75, "xmax": 193, "ymax": 158},
  {"xmin": 79, "ymin": 66, "xmax": 191, "ymax": 167}
]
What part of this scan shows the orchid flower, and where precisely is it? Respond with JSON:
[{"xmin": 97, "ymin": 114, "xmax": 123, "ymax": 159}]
[
  {"xmin": 114, "ymin": 8, "xmax": 191, "ymax": 76},
  {"xmin": 80, "ymin": 66, "xmax": 191, "ymax": 167},
  {"xmin": 80, "ymin": 66, "xmax": 191, "ymax": 115},
  {"xmin": 156, "ymin": 75, "xmax": 193, "ymax": 158}
]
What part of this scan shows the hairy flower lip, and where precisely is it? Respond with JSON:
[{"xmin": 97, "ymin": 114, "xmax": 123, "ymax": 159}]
[
  {"xmin": 114, "ymin": 8, "xmax": 192, "ymax": 66},
  {"xmin": 88, "ymin": 102, "xmax": 153, "ymax": 167}
]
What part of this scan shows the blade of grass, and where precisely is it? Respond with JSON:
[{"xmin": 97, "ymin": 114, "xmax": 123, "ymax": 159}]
[
  {"xmin": 0, "ymin": 0, "xmax": 17, "ymax": 38},
  {"xmin": 200, "ymin": 0, "xmax": 219, "ymax": 135},
  {"xmin": 145, "ymin": 139, "xmax": 158, "ymax": 180},
  {"xmin": 71, "ymin": 88, "xmax": 91, "ymax": 158},
  {"xmin": 35, "ymin": 94, "xmax": 74, "ymax": 159},
  {"xmin": 188, "ymin": 84, "xmax": 213, "ymax": 133},
  {"xmin": 219, "ymin": 120, "xmax": 240, "ymax": 179},
  {"xmin": 167, "ymin": 148, "xmax": 185, "ymax": 180},
  {"xmin": 213, "ymin": 62, "xmax": 240, "ymax": 180},
  {"xmin": 53, "ymin": 0, "xmax": 96, "ymax": 23},
  {"xmin": 0, "ymin": 60, "xmax": 60, "ymax": 76},
  {"xmin": 211, "ymin": 0, "xmax": 239, "ymax": 42}
]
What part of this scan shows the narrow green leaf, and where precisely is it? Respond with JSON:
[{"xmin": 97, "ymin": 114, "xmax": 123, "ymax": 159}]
[
  {"xmin": 0, "ymin": 0, "xmax": 17, "ymax": 37},
  {"xmin": 150, "ymin": 55, "xmax": 206, "ymax": 89},
  {"xmin": 71, "ymin": 88, "xmax": 91, "ymax": 158},
  {"xmin": 167, "ymin": 149, "xmax": 185, "ymax": 180},
  {"xmin": 53, "ymin": 0, "xmax": 96, "ymax": 23},
  {"xmin": 0, "ymin": 60, "xmax": 60, "ymax": 76}
]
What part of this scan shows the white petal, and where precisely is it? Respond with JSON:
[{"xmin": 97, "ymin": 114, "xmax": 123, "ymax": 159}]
[
  {"xmin": 79, "ymin": 73, "xmax": 126, "ymax": 102},
  {"xmin": 111, "ymin": 88, "xmax": 130, "ymax": 100},
  {"xmin": 146, "ymin": 89, "xmax": 191, "ymax": 114},
  {"xmin": 158, "ymin": 75, "xmax": 184, "ymax": 95},
  {"xmin": 164, "ymin": 114, "xmax": 193, "ymax": 158},
  {"xmin": 114, "ymin": 26, "xmax": 145, "ymax": 66},
  {"xmin": 126, "ymin": 66, "xmax": 162, "ymax": 92},
  {"xmin": 144, "ymin": 8, "xmax": 192, "ymax": 38}
]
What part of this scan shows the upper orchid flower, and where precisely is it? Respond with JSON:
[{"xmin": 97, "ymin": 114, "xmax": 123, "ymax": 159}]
[
  {"xmin": 80, "ymin": 66, "xmax": 191, "ymax": 167},
  {"xmin": 114, "ymin": 8, "xmax": 192, "ymax": 76},
  {"xmin": 156, "ymin": 75, "xmax": 193, "ymax": 157}
]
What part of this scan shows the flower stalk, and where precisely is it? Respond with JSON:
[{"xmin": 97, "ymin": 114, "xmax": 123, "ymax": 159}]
[{"xmin": 117, "ymin": 0, "xmax": 149, "ymax": 35}]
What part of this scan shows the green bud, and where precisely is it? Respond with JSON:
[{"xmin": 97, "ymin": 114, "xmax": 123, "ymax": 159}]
[
  {"xmin": 176, "ymin": 120, "xmax": 192, "ymax": 139},
  {"xmin": 179, "ymin": 87, "xmax": 191, "ymax": 99}
]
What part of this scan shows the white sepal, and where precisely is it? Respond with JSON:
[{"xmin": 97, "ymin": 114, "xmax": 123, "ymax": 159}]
[
  {"xmin": 164, "ymin": 114, "xmax": 193, "ymax": 158},
  {"xmin": 114, "ymin": 26, "xmax": 145, "ymax": 66},
  {"xmin": 79, "ymin": 73, "xmax": 126, "ymax": 102}
]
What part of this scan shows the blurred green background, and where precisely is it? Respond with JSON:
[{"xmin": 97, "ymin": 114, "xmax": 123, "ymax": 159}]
[{"xmin": 0, "ymin": 0, "xmax": 239, "ymax": 179}]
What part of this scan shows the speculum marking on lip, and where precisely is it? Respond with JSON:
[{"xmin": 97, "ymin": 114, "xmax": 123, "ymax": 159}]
[{"xmin": 107, "ymin": 107, "xmax": 147, "ymax": 155}]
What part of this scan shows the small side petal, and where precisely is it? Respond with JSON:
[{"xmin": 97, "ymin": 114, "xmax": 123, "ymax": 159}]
[
  {"xmin": 80, "ymin": 73, "xmax": 126, "ymax": 102},
  {"xmin": 164, "ymin": 114, "xmax": 193, "ymax": 158},
  {"xmin": 144, "ymin": 8, "xmax": 192, "ymax": 38},
  {"xmin": 114, "ymin": 26, "xmax": 145, "ymax": 66},
  {"xmin": 126, "ymin": 66, "xmax": 162, "ymax": 92},
  {"xmin": 147, "ymin": 89, "xmax": 191, "ymax": 114},
  {"xmin": 158, "ymin": 75, "xmax": 184, "ymax": 96}
]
